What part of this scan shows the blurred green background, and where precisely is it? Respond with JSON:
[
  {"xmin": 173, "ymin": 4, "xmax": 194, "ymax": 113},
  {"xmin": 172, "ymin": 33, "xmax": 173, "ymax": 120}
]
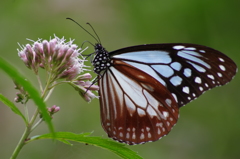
[{"xmin": 0, "ymin": 0, "xmax": 240, "ymax": 159}]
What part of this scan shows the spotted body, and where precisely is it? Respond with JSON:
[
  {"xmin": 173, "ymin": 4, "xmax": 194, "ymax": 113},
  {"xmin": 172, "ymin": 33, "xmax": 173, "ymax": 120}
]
[{"xmin": 93, "ymin": 44, "xmax": 111, "ymax": 75}]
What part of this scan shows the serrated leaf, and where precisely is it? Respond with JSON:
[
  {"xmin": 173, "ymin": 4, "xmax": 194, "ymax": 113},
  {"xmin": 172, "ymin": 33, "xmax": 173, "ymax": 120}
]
[
  {"xmin": 0, "ymin": 94, "xmax": 27, "ymax": 124},
  {"xmin": 0, "ymin": 57, "xmax": 54, "ymax": 134},
  {"xmin": 29, "ymin": 132, "xmax": 143, "ymax": 159}
]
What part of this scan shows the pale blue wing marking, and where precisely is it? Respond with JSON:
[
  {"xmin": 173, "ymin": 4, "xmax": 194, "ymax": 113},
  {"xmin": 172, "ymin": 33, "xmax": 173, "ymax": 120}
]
[
  {"xmin": 177, "ymin": 51, "xmax": 210, "ymax": 68},
  {"xmin": 113, "ymin": 51, "xmax": 172, "ymax": 64},
  {"xmin": 123, "ymin": 60, "xmax": 166, "ymax": 86},
  {"xmin": 187, "ymin": 61, "xmax": 206, "ymax": 73},
  {"xmin": 151, "ymin": 65, "xmax": 174, "ymax": 78},
  {"xmin": 170, "ymin": 62, "xmax": 182, "ymax": 71}
]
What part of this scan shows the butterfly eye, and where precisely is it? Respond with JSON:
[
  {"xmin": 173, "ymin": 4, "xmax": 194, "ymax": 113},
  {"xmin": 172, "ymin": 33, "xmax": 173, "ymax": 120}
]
[{"xmin": 93, "ymin": 43, "xmax": 237, "ymax": 145}]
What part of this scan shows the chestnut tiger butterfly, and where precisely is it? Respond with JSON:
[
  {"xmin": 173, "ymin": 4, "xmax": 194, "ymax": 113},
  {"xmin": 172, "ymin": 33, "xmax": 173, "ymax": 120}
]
[{"xmin": 67, "ymin": 18, "xmax": 237, "ymax": 145}]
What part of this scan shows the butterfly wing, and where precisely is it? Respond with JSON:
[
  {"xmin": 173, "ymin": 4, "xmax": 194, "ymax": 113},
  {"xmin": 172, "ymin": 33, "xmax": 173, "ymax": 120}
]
[
  {"xmin": 109, "ymin": 43, "xmax": 237, "ymax": 107},
  {"xmin": 98, "ymin": 59, "xmax": 179, "ymax": 145}
]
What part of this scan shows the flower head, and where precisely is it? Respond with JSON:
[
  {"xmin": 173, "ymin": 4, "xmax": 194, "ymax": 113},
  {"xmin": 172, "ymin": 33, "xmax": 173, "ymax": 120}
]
[
  {"xmin": 18, "ymin": 35, "xmax": 86, "ymax": 81},
  {"xmin": 17, "ymin": 35, "xmax": 99, "ymax": 102}
]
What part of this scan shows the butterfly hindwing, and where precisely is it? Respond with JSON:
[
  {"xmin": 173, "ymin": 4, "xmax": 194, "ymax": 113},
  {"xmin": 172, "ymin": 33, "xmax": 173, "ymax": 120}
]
[{"xmin": 99, "ymin": 59, "xmax": 179, "ymax": 145}]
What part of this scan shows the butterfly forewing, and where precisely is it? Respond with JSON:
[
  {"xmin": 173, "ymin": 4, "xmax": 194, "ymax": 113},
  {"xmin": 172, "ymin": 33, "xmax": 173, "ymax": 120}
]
[
  {"xmin": 110, "ymin": 44, "xmax": 237, "ymax": 107},
  {"xmin": 93, "ymin": 43, "xmax": 237, "ymax": 145},
  {"xmin": 99, "ymin": 59, "xmax": 179, "ymax": 145}
]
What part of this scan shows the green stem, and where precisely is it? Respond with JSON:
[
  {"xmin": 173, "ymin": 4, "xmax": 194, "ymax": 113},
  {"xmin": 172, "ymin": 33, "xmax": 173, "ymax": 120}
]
[
  {"xmin": 41, "ymin": 76, "xmax": 52, "ymax": 99},
  {"xmin": 11, "ymin": 70, "xmax": 54, "ymax": 158},
  {"xmin": 48, "ymin": 81, "xmax": 70, "ymax": 90},
  {"xmin": 10, "ymin": 127, "xmax": 29, "ymax": 159},
  {"xmin": 36, "ymin": 75, "xmax": 43, "ymax": 92},
  {"xmin": 10, "ymin": 109, "xmax": 40, "ymax": 159},
  {"xmin": 31, "ymin": 118, "xmax": 43, "ymax": 132}
]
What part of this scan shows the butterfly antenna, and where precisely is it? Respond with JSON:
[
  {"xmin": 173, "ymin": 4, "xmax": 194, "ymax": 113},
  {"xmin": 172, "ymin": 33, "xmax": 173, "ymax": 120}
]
[
  {"xmin": 86, "ymin": 22, "xmax": 101, "ymax": 44},
  {"xmin": 81, "ymin": 40, "xmax": 95, "ymax": 48},
  {"xmin": 66, "ymin": 18, "xmax": 100, "ymax": 43}
]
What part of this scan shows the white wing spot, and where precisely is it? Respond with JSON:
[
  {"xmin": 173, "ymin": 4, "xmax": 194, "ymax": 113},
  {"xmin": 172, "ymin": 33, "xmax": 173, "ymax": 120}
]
[
  {"xmin": 162, "ymin": 128, "xmax": 166, "ymax": 132},
  {"xmin": 173, "ymin": 45, "xmax": 185, "ymax": 50},
  {"xmin": 132, "ymin": 133, "xmax": 136, "ymax": 139},
  {"xmin": 171, "ymin": 93, "xmax": 178, "ymax": 102},
  {"xmin": 188, "ymin": 97, "xmax": 191, "ymax": 100},
  {"xmin": 156, "ymin": 122, "xmax": 163, "ymax": 128},
  {"xmin": 167, "ymin": 121, "xmax": 170, "ymax": 127},
  {"xmin": 192, "ymin": 93, "xmax": 196, "ymax": 97},
  {"xmin": 126, "ymin": 133, "xmax": 130, "ymax": 139},
  {"xmin": 205, "ymin": 83, "xmax": 209, "ymax": 87},
  {"xmin": 219, "ymin": 65, "xmax": 226, "ymax": 71},
  {"xmin": 217, "ymin": 72, "xmax": 223, "ymax": 77},
  {"xmin": 140, "ymin": 133, "xmax": 145, "ymax": 140},
  {"xmin": 165, "ymin": 98, "xmax": 172, "ymax": 107},
  {"xmin": 219, "ymin": 57, "xmax": 225, "ymax": 62},
  {"xmin": 199, "ymin": 86, "xmax": 203, "ymax": 91},
  {"xmin": 195, "ymin": 77, "xmax": 202, "ymax": 84},
  {"xmin": 119, "ymin": 132, "xmax": 123, "ymax": 137},
  {"xmin": 157, "ymin": 128, "xmax": 161, "ymax": 134},
  {"xmin": 146, "ymin": 127, "xmax": 150, "ymax": 132},
  {"xmin": 212, "ymin": 81, "xmax": 216, "ymax": 84},
  {"xmin": 207, "ymin": 74, "xmax": 215, "ymax": 80},
  {"xmin": 148, "ymin": 132, "xmax": 151, "ymax": 138},
  {"xmin": 199, "ymin": 50, "xmax": 206, "ymax": 53},
  {"xmin": 137, "ymin": 74, "xmax": 146, "ymax": 80},
  {"xmin": 183, "ymin": 86, "xmax": 190, "ymax": 94},
  {"xmin": 184, "ymin": 47, "xmax": 196, "ymax": 50},
  {"xmin": 163, "ymin": 111, "xmax": 169, "ymax": 118}
]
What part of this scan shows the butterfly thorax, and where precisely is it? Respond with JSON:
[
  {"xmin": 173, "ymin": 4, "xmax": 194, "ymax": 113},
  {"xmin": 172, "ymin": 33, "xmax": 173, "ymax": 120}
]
[{"xmin": 93, "ymin": 43, "xmax": 112, "ymax": 75}]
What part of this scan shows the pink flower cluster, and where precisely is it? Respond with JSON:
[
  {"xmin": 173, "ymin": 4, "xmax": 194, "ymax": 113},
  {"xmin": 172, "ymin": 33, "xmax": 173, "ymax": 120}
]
[
  {"xmin": 17, "ymin": 35, "xmax": 99, "ymax": 102},
  {"xmin": 18, "ymin": 36, "xmax": 84, "ymax": 80}
]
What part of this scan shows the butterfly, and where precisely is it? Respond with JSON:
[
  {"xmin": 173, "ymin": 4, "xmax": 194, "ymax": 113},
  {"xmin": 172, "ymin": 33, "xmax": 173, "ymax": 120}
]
[
  {"xmin": 66, "ymin": 18, "xmax": 237, "ymax": 145},
  {"xmin": 92, "ymin": 43, "xmax": 237, "ymax": 145}
]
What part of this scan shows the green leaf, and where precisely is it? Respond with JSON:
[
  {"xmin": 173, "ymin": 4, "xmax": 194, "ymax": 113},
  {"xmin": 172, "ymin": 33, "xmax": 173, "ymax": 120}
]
[
  {"xmin": 0, "ymin": 57, "xmax": 54, "ymax": 134},
  {"xmin": 29, "ymin": 132, "xmax": 143, "ymax": 159},
  {"xmin": 0, "ymin": 94, "xmax": 27, "ymax": 124}
]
